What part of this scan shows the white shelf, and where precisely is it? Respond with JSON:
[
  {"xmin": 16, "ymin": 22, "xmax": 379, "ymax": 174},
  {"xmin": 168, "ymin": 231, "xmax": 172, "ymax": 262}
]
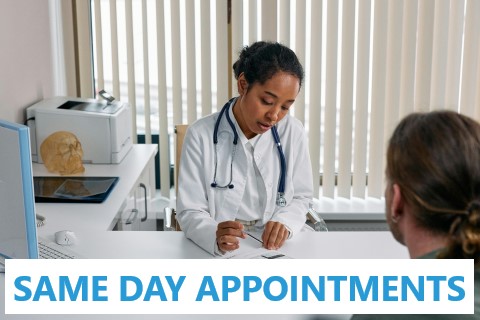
[{"xmin": 33, "ymin": 144, "xmax": 157, "ymax": 237}]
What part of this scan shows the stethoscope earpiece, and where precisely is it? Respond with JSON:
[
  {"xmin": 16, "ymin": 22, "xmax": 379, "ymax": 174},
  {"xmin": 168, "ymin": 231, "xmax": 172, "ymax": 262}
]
[
  {"xmin": 210, "ymin": 182, "xmax": 217, "ymax": 188},
  {"xmin": 228, "ymin": 184, "xmax": 234, "ymax": 189}
]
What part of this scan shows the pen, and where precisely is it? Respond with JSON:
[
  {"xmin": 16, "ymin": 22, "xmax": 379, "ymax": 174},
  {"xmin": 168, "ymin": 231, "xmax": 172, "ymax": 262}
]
[{"xmin": 243, "ymin": 231, "xmax": 263, "ymax": 244}]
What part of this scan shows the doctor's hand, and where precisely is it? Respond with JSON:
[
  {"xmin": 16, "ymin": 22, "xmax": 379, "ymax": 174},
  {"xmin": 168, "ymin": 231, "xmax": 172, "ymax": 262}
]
[
  {"xmin": 216, "ymin": 221, "xmax": 246, "ymax": 252},
  {"xmin": 262, "ymin": 221, "xmax": 289, "ymax": 250}
]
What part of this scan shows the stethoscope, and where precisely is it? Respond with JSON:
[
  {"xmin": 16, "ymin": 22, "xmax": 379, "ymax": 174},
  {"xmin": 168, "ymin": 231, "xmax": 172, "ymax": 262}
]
[{"xmin": 211, "ymin": 97, "xmax": 287, "ymax": 207}]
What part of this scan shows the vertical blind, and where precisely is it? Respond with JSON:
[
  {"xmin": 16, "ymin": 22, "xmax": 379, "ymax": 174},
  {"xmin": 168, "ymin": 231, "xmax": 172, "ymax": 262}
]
[{"xmin": 85, "ymin": 0, "xmax": 480, "ymax": 200}]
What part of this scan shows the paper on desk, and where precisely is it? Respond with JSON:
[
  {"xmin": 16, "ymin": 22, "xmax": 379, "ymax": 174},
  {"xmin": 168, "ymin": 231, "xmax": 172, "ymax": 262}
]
[{"xmin": 219, "ymin": 231, "xmax": 292, "ymax": 259}]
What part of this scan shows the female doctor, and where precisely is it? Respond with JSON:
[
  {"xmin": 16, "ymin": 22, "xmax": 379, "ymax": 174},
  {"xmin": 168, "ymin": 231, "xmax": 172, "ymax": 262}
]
[{"xmin": 176, "ymin": 41, "xmax": 313, "ymax": 256}]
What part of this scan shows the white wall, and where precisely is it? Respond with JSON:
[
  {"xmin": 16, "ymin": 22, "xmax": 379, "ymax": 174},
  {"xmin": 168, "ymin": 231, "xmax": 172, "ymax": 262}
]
[{"xmin": 0, "ymin": 0, "xmax": 54, "ymax": 124}]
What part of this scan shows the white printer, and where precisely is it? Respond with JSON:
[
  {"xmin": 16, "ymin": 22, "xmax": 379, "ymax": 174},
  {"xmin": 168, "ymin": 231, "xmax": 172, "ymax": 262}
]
[{"xmin": 26, "ymin": 96, "xmax": 133, "ymax": 164}]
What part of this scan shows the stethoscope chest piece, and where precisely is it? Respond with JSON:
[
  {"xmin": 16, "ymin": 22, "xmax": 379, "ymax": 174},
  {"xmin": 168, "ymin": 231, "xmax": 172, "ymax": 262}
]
[{"xmin": 276, "ymin": 193, "xmax": 287, "ymax": 207}]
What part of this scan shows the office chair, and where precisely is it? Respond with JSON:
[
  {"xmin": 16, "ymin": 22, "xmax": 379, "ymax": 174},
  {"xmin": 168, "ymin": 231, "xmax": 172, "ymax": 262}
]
[
  {"xmin": 163, "ymin": 124, "xmax": 328, "ymax": 232},
  {"xmin": 163, "ymin": 124, "xmax": 187, "ymax": 231}
]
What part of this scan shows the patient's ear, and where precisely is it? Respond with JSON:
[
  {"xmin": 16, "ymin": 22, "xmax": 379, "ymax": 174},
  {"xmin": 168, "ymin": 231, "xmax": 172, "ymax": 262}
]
[{"xmin": 391, "ymin": 184, "xmax": 404, "ymax": 220}]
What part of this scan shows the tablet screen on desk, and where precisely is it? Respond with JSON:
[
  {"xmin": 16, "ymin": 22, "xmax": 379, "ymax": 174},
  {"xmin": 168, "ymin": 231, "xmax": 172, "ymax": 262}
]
[{"xmin": 33, "ymin": 176, "xmax": 119, "ymax": 203}]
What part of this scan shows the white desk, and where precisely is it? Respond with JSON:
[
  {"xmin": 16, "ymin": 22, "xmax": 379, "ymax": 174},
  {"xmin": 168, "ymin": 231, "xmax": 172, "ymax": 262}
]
[
  {"xmin": 33, "ymin": 230, "xmax": 409, "ymax": 260},
  {"xmin": 0, "ymin": 144, "xmax": 409, "ymax": 319},
  {"xmin": 33, "ymin": 144, "xmax": 157, "ymax": 236},
  {"xmin": 1, "ymin": 231, "xmax": 408, "ymax": 320}
]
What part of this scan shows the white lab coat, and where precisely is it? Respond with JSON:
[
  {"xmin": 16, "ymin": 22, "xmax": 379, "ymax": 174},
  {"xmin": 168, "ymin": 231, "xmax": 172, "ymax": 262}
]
[{"xmin": 176, "ymin": 104, "xmax": 313, "ymax": 255}]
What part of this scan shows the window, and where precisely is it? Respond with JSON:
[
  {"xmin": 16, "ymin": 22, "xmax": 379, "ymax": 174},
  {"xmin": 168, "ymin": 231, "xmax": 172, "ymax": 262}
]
[{"xmin": 75, "ymin": 0, "xmax": 480, "ymax": 200}]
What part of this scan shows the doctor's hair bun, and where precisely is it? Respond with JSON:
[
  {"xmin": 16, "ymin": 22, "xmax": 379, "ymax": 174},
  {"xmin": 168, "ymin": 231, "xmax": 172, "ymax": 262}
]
[{"xmin": 232, "ymin": 41, "xmax": 304, "ymax": 89}]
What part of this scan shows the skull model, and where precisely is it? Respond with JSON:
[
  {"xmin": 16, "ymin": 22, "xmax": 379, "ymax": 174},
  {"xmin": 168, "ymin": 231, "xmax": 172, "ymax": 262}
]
[{"xmin": 40, "ymin": 131, "xmax": 85, "ymax": 175}]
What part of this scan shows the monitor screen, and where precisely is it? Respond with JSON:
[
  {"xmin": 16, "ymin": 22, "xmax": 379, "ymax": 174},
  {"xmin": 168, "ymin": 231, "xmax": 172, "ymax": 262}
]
[{"xmin": 0, "ymin": 119, "xmax": 38, "ymax": 259}]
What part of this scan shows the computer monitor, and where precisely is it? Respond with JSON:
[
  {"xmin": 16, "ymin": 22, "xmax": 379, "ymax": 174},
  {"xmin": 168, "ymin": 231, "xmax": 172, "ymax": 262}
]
[{"xmin": 0, "ymin": 119, "xmax": 38, "ymax": 259}]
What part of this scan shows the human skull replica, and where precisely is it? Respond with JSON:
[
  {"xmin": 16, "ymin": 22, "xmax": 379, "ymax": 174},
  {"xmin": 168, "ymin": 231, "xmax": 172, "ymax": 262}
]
[{"xmin": 40, "ymin": 131, "xmax": 85, "ymax": 175}]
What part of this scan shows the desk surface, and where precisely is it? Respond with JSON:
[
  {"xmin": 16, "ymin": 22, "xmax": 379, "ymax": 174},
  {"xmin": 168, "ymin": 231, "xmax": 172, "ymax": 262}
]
[
  {"xmin": 1, "ymin": 231, "xmax": 408, "ymax": 319},
  {"xmin": 51, "ymin": 230, "xmax": 408, "ymax": 259},
  {"xmin": 2, "ymin": 144, "xmax": 409, "ymax": 319},
  {"xmin": 33, "ymin": 144, "xmax": 157, "ymax": 233}
]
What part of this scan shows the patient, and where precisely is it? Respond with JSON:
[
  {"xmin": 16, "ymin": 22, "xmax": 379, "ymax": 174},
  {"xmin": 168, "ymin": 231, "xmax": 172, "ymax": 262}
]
[{"xmin": 351, "ymin": 111, "xmax": 480, "ymax": 319}]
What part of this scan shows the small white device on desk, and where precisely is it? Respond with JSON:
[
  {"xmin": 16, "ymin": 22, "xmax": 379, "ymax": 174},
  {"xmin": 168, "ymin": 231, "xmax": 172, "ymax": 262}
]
[{"xmin": 26, "ymin": 96, "xmax": 132, "ymax": 164}]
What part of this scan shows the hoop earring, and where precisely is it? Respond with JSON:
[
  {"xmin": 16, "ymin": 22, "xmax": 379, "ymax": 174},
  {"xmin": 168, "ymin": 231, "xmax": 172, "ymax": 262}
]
[{"xmin": 391, "ymin": 213, "xmax": 399, "ymax": 224}]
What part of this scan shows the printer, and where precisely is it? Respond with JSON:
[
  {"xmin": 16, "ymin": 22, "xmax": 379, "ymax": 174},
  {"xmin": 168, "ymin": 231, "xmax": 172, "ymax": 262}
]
[{"xmin": 26, "ymin": 96, "xmax": 133, "ymax": 164}]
